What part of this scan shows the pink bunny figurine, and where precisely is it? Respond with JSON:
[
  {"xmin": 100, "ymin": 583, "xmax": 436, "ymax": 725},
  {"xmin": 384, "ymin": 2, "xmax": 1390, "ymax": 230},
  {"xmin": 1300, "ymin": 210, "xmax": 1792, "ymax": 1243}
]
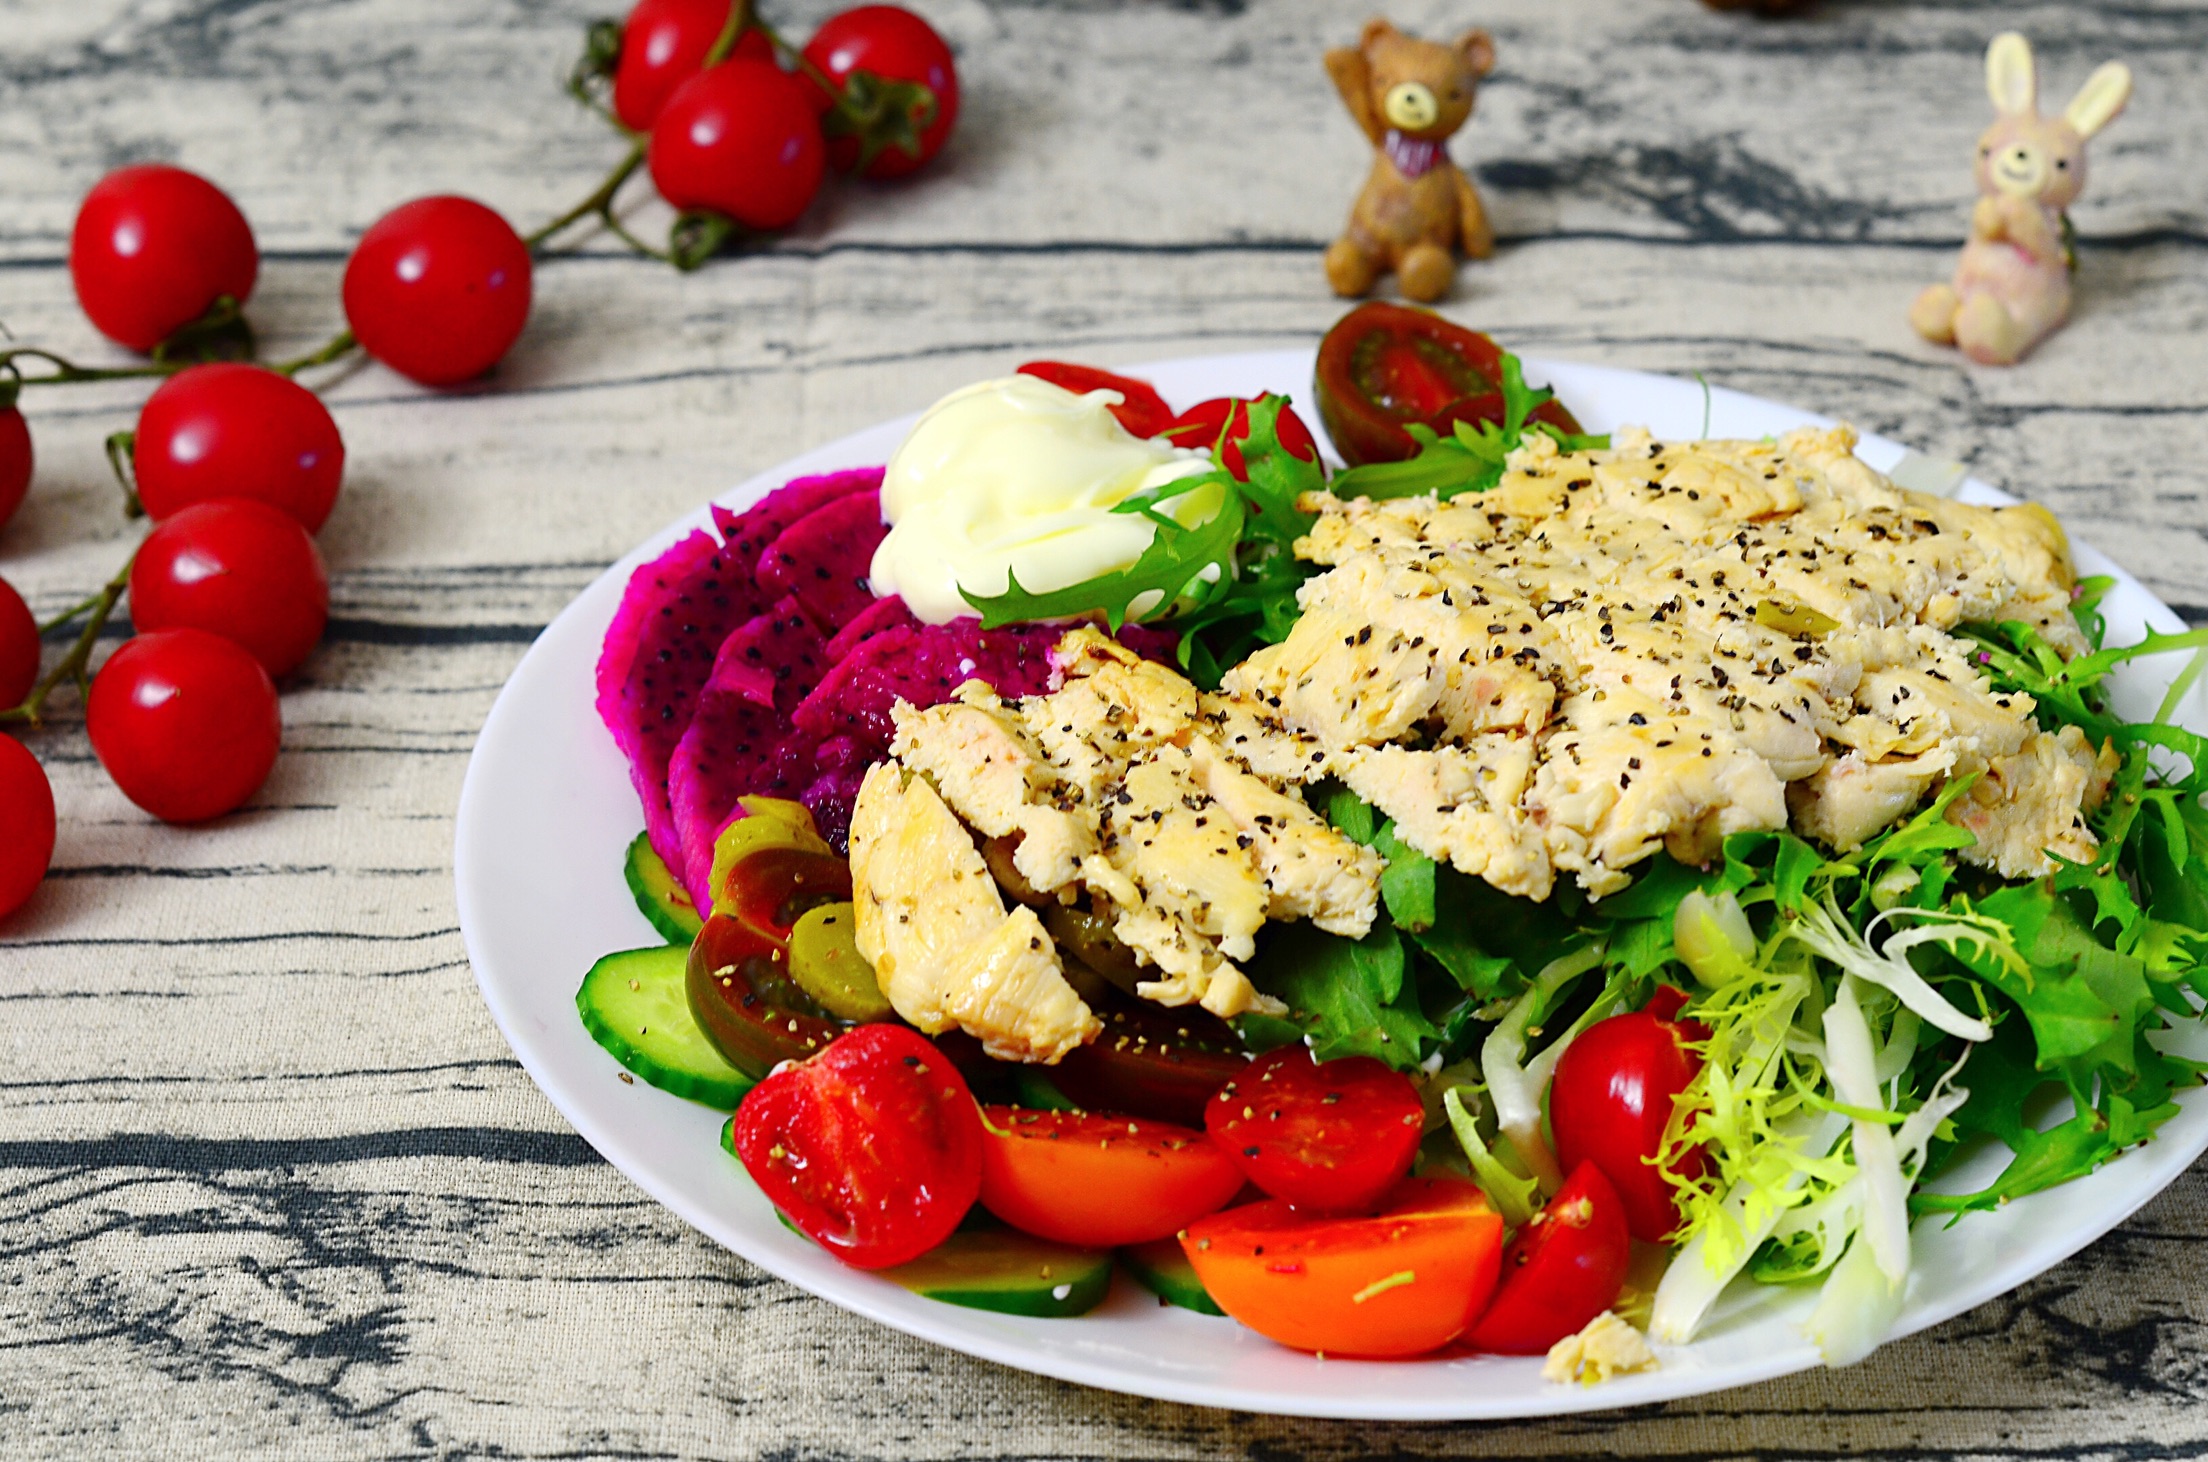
[{"xmin": 1910, "ymin": 32, "xmax": 2131, "ymax": 367}]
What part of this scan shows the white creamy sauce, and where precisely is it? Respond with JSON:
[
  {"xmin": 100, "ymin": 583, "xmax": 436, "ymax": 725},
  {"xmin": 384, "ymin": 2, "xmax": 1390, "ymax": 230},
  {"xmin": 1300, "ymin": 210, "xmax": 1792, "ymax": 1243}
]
[{"xmin": 868, "ymin": 374, "xmax": 1217, "ymax": 623}]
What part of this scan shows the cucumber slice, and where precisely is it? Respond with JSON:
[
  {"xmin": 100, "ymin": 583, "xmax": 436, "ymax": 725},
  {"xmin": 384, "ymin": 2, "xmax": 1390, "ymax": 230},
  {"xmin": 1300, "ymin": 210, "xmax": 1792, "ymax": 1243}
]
[
  {"xmin": 625, "ymin": 833, "xmax": 704, "ymax": 943},
  {"xmin": 884, "ymin": 1227, "xmax": 1114, "ymax": 1317},
  {"xmin": 577, "ymin": 945, "xmax": 751, "ymax": 1109},
  {"xmin": 1121, "ymin": 1237, "xmax": 1225, "ymax": 1316}
]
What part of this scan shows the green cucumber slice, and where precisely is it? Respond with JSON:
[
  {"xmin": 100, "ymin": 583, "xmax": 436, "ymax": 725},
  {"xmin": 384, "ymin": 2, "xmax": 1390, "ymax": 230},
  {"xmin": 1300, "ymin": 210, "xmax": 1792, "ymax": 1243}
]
[
  {"xmin": 577, "ymin": 945, "xmax": 751, "ymax": 1109},
  {"xmin": 625, "ymin": 833, "xmax": 704, "ymax": 943},
  {"xmin": 885, "ymin": 1228, "xmax": 1113, "ymax": 1317},
  {"xmin": 1120, "ymin": 1237, "xmax": 1225, "ymax": 1315}
]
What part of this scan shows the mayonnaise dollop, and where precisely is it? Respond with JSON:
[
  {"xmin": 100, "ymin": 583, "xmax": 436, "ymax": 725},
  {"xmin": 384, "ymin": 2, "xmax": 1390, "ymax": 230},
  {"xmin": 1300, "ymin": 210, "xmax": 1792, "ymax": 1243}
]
[{"xmin": 869, "ymin": 375, "xmax": 1220, "ymax": 624}]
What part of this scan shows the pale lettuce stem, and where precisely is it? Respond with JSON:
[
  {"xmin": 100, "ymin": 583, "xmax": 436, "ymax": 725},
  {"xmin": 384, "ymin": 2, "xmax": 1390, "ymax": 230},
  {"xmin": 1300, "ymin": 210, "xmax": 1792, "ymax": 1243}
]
[{"xmin": 1481, "ymin": 944, "xmax": 1605, "ymax": 1195}]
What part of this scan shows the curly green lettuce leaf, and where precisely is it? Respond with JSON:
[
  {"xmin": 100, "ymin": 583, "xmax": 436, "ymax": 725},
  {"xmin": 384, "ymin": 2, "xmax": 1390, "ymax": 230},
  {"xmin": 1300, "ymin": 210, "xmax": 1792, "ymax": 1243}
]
[{"xmin": 1329, "ymin": 354, "xmax": 1610, "ymax": 503}]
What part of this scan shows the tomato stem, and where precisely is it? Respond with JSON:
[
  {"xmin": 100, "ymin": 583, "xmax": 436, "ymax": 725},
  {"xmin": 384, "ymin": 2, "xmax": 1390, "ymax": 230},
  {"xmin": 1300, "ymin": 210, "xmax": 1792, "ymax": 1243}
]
[
  {"xmin": 270, "ymin": 328, "xmax": 359, "ymax": 378},
  {"xmin": 0, "ymin": 345, "xmax": 180, "ymax": 388},
  {"xmin": 523, "ymin": 138, "xmax": 649, "ymax": 252},
  {"xmin": 104, "ymin": 429, "xmax": 142, "ymax": 519},
  {"xmin": 0, "ymin": 547, "xmax": 136, "ymax": 728}
]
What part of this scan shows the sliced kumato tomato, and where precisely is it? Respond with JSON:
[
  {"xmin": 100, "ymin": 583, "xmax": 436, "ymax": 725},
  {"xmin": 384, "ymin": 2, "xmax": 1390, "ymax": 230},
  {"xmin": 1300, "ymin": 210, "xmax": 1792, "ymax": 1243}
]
[
  {"xmin": 1205, "ymin": 1045, "xmax": 1424, "ymax": 1213},
  {"xmin": 730, "ymin": 1024, "xmax": 983, "ymax": 1269},
  {"xmin": 1181, "ymin": 1176, "xmax": 1504, "ymax": 1357},
  {"xmin": 1312, "ymin": 302, "xmax": 1583, "ymax": 467},
  {"xmin": 1466, "ymin": 1161, "xmax": 1631, "ymax": 1355},
  {"xmin": 1013, "ymin": 361, "xmax": 1175, "ymax": 439},
  {"xmin": 976, "ymin": 1106, "xmax": 1244, "ymax": 1248}
]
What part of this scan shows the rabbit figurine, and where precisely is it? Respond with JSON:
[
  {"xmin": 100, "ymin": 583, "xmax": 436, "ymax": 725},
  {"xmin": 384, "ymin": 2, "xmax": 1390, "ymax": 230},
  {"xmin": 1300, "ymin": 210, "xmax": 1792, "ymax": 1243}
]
[{"xmin": 1910, "ymin": 33, "xmax": 2131, "ymax": 366}]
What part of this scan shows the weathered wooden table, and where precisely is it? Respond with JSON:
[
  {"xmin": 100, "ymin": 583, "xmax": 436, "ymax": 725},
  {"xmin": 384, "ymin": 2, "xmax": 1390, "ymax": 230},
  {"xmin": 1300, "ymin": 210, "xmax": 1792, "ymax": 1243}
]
[{"xmin": 4, "ymin": 1, "xmax": 2206, "ymax": 1455}]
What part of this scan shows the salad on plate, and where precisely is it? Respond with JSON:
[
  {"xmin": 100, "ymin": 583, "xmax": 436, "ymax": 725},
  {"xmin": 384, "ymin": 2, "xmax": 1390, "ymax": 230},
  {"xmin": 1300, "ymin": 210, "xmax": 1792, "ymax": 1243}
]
[{"xmin": 577, "ymin": 303, "xmax": 2208, "ymax": 1381}]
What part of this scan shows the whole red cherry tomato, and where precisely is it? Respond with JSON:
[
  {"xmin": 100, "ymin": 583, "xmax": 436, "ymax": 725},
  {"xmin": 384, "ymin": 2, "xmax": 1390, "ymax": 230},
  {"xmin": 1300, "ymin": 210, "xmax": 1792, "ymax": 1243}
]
[
  {"xmin": 1465, "ymin": 1161, "xmax": 1631, "ymax": 1355},
  {"xmin": 1013, "ymin": 362, "xmax": 1174, "ymax": 439},
  {"xmin": 1205, "ymin": 1045, "xmax": 1424, "ymax": 1213},
  {"xmin": 130, "ymin": 501, "xmax": 330, "ymax": 678},
  {"xmin": 0, "ymin": 734, "xmax": 55, "ymax": 922},
  {"xmin": 87, "ymin": 629, "xmax": 282, "ymax": 824},
  {"xmin": 132, "ymin": 364, "xmax": 345, "ymax": 532},
  {"xmin": 342, "ymin": 197, "xmax": 533, "ymax": 387},
  {"xmin": 803, "ymin": 6, "xmax": 960, "ymax": 179},
  {"xmin": 731, "ymin": 1023, "xmax": 983, "ymax": 1269},
  {"xmin": 0, "ymin": 406, "xmax": 31, "ymax": 530},
  {"xmin": 1162, "ymin": 397, "xmax": 1321, "ymax": 482},
  {"xmin": 1312, "ymin": 303, "xmax": 1583, "ymax": 467},
  {"xmin": 0, "ymin": 576, "xmax": 38, "ymax": 709},
  {"xmin": 612, "ymin": 0, "xmax": 774, "ymax": 131},
  {"xmin": 1549, "ymin": 986, "xmax": 1707, "ymax": 1242},
  {"xmin": 649, "ymin": 60, "xmax": 827, "ymax": 231},
  {"xmin": 69, "ymin": 165, "xmax": 258, "ymax": 353}
]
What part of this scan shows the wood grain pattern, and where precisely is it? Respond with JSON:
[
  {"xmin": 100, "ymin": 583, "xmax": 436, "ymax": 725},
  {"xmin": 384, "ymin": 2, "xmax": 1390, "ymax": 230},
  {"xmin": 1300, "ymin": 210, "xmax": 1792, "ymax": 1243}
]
[{"xmin": 3, "ymin": 1, "xmax": 2207, "ymax": 1456}]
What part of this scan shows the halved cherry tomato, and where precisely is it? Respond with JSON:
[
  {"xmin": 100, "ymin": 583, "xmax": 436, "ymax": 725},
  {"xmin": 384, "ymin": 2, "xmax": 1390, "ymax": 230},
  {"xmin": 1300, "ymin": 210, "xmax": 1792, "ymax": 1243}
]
[
  {"xmin": 1182, "ymin": 1176, "xmax": 1503, "ymax": 1357},
  {"xmin": 1549, "ymin": 988, "xmax": 1707, "ymax": 1243},
  {"xmin": 1159, "ymin": 397, "xmax": 1319, "ymax": 482},
  {"xmin": 687, "ymin": 834, "xmax": 862, "ymax": 1079},
  {"xmin": 1014, "ymin": 361, "xmax": 1174, "ymax": 439},
  {"xmin": 977, "ymin": 1106, "xmax": 1243, "ymax": 1247},
  {"xmin": 1049, "ymin": 996, "xmax": 1247, "ymax": 1126},
  {"xmin": 1465, "ymin": 1161, "xmax": 1630, "ymax": 1355},
  {"xmin": 1312, "ymin": 302, "xmax": 1583, "ymax": 467},
  {"xmin": 732, "ymin": 1023, "xmax": 984, "ymax": 1269},
  {"xmin": 1205, "ymin": 1045, "xmax": 1423, "ymax": 1213}
]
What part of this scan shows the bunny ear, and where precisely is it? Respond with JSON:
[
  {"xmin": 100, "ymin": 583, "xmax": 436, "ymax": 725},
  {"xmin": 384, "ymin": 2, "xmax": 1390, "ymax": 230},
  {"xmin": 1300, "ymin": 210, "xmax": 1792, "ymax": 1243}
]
[
  {"xmin": 2064, "ymin": 61, "xmax": 2133, "ymax": 138},
  {"xmin": 1986, "ymin": 31, "xmax": 2037, "ymax": 116}
]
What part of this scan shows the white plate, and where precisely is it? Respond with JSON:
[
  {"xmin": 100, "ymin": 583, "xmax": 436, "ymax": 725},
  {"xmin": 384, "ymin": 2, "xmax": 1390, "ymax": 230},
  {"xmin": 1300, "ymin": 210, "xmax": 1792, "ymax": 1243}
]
[{"xmin": 455, "ymin": 349, "xmax": 2208, "ymax": 1420}]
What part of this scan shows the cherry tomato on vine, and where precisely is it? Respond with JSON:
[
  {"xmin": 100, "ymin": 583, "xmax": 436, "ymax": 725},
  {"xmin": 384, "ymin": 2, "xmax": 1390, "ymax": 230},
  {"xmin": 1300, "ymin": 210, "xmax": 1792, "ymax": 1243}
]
[
  {"xmin": 730, "ymin": 1023, "xmax": 983, "ymax": 1269},
  {"xmin": 1465, "ymin": 1161, "xmax": 1631, "ymax": 1355},
  {"xmin": 1014, "ymin": 362, "xmax": 1174, "ymax": 438},
  {"xmin": 0, "ymin": 734, "xmax": 56, "ymax": 922},
  {"xmin": 69, "ymin": 164, "xmax": 258, "ymax": 353},
  {"xmin": 612, "ymin": 0, "xmax": 773, "ymax": 131},
  {"xmin": 87, "ymin": 628, "xmax": 281, "ymax": 825},
  {"xmin": 342, "ymin": 196, "xmax": 533, "ymax": 387},
  {"xmin": 649, "ymin": 59, "xmax": 827, "ymax": 231},
  {"xmin": 1205, "ymin": 1045, "xmax": 1424, "ymax": 1214},
  {"xmin": 1182, "ymin": 1177, "xmax": 1504, "ymax": 1357},
  {"xmin": 803, "ymin": 6, "xmax": 960, "ymax": 180},
  {"xmin": 1161, "ymin": 397, "xmax": 1320, "ymax": 482},
  {"xmin": 0, "ymin": 406, "xmax": 31, "ymax": 531},
  {"xmin": 132, "ymin": 364, "xmax": 345, "ymax": 532},
  {"xmin": 1549, "ymin": 986, "xmax": 1707, "ymax": 1242},
  {"xmin": 0, "ymin": 576, "xmax": 38, "ymax": 710},
  {"xmin": 977, "ymin": 1107, "xmax": 1244, "ymax": 1247},
  {"xmin": 130, "ymin": 500, "xmax": 330, "ymax": 678}
]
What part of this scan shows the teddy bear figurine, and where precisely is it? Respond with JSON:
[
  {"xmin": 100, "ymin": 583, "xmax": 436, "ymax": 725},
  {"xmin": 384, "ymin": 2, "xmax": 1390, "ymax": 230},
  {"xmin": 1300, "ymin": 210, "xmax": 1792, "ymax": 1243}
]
[
  {"xmin": 1910, "ymin": 32, "xmax": 2131, "ymax": 366},
  {"xmin": 1323, "ymin": 19, "xmax": 1497, "ymax": 303}
]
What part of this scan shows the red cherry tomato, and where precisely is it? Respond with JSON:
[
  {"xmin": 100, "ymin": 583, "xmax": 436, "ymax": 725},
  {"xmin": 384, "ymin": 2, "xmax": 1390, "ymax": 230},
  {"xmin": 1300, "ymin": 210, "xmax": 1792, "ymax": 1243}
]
[
  {"xmin": 0, "ymin": 407, "xmax": 31, "ymax": 531},
  {"xmin": 803, "ymin": 6, "xmax": 959, "ymax": 179},
  {"xmin": 1182, "ymin": 1177, "xmax": 1504, "ymax": 1357},
  {"xmin": 977, "ymin": 1106, "xmax": 1244, "ymax": 1247},
  {"xmin": 69, "ymin": 165, "xmax": 258, "ymax": 353},
  {"xmin": 131, "ymin": 364, "xmax": 345, "ymax": 532},
  {"xmin": 1549, "ymin": 989, "xmax": 1707, "ymax": 1242},
  {"xmin": 612, "ymin": 0, "xmax": 774, "ymax": 131},
  {"xmin": 1465, "ymin": 1161, "xmax": 1631, "ymax": 1354},
  {"xmin": 342, "ymin": 197, "xmax": 533, "ymax": 387},
  {"xmin": 1205, "ymin": 1046, "xmax": 1424, "ymax": 1213},
  {"xmin": 649, "ymin": 60, "xmax": 827, "ymax": 231},
  {"xmin": 1312, "ymin": 303, "xmax": 1584, "ymax": 467},
  {"xmin": 129, "ymin": 501, "xmax": 330, "ymax": 678},
  {"xmin": 86, "ymin": 629, "xmax": 282, "ymax": 824},
  {"xmin": 0, "ymin": 576, "xmax": 37, "ymax": 709},
  {"xmin": 1013, "ymin": 362, "xmax": 1174, "ymax": 439},
  {"xmin": 1161, "ymin": 397, "xmax": 1321, "ymax": 482},
  {"xmin": 0, "ymin": 734, "xmax": 55, "ymax": 922},
  {"xmin": 731, "ymin": 1023, "xmax": 983, "ymax": 1269}
]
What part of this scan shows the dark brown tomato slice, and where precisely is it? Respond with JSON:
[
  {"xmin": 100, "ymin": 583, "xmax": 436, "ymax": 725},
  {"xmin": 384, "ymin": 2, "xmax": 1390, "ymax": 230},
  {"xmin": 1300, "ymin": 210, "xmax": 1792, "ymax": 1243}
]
[
  {"xmin": 687, "ymin": 910, "xmax": 846, "ymax": 1080},
  {"xmin": 1014, "ymin": 361, "xmax": 1176, "ymax": 439},
  {"xmin": 1312, "ymin": 301, "xmax": 1583, "ymax": 466},
  {"xmin": 716, "ymin": 845, "xmax": 852, "ymax": 942},
  {"xmin": 731, "ymin": 1024, "xmax": 985, "ymax": 1269},
  {"xmin": 1205, "ymin": 1045, "xmax": 1423, "ymax": 1213},
  {"xmin": 1049, "ymin": 996, "xmax": 1249, "ymax": 1126}
]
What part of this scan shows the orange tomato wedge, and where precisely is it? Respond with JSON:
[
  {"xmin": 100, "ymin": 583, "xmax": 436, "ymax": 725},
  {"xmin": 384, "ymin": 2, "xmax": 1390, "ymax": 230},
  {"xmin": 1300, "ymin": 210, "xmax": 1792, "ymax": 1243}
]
[
  {"xmin": 978, "ymin": 1106, "xmax": 1244, "ymax": 1248},
  {"xmin": 1180, "ymin": 1176, "xmax": 1504, "ymax": 1358}
]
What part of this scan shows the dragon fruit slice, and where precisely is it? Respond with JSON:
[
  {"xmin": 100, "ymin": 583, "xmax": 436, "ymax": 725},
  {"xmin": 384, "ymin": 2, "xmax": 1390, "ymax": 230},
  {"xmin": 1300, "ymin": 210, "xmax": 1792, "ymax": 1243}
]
[
  {"xmin": 713, "ymin": 466, "xmax": 882, "ymax": 570},
  {"xmin": 790, "ymin": 619, "xmax": 1069, "ymax": 757},
  {"xmin": 823, "ymin": 594, "xmax": 917, "ymax": 663},
  {"xmin": 667, "ymin": 598, "xmax": 828, "ymax": 907},
  {"xmin": 757, "ymin": 490, "xmax": 889, "ymax": 632}
]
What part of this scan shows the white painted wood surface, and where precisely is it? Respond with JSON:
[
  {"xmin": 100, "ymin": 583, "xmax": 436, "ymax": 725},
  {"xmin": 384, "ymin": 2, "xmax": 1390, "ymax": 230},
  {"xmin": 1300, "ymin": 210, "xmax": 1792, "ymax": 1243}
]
[{"xmin": 3, "ymin": 1, "xmax": 2206, "ymax": 1455}]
